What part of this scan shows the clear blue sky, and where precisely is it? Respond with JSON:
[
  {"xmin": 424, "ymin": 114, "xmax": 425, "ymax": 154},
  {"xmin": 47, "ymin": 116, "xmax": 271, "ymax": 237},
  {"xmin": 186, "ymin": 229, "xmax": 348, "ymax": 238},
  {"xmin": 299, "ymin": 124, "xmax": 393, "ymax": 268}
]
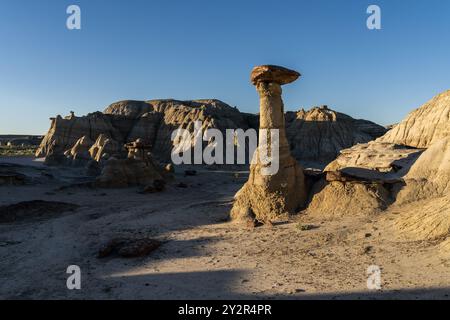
[{"xmin": 1, "ymin": 0, "xmax": 449, "ymax": 134}]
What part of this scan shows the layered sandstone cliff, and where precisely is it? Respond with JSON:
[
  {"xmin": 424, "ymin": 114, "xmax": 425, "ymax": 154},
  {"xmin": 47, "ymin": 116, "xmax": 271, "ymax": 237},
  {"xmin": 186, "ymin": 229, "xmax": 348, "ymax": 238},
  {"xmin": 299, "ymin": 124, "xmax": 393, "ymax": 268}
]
[
  {"xmin": 286, "ymin": 105, "xmax": 386, "ymax": 167},
  {"xmin": 37, "ymin": 99, "xmax": 385, "ymax": 168}
]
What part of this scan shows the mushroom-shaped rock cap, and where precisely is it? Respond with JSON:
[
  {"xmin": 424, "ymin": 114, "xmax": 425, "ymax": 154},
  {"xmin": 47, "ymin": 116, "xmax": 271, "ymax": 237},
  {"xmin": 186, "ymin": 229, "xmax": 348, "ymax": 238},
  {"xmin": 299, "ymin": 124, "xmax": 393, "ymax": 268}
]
[{"xmin": 251, "ymin": 65, "xmax": 301, "ymax": 85}]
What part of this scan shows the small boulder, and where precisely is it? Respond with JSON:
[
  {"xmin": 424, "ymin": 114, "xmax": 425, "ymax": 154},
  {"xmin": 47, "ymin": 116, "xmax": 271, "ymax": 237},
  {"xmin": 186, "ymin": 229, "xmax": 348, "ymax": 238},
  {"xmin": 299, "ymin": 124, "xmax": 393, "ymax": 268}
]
[{"xmin": 98, "ymin": 238, "xmax": 161, "ymax": 259}]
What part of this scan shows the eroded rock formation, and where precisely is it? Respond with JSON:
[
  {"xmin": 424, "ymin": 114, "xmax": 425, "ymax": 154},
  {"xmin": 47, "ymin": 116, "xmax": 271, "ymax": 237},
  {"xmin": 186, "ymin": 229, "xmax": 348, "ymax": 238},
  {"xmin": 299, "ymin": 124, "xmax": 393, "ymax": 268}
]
[
  {"xmin": 286, "ymin": 106, "xmax": 386, "ymax": 167},
  {"xmin": 37, "ymin": 99, "xmax": 385, "ymax": 169},
  {"xmin": 95, "ymin": 158, "xmax": 164, "ymax": 188},
  {"xmin": 95, "ymin": 139, "xmax": 165, "ymax": 189},
  {"xmin": 325, "ymin": 141, "xmax": 424, "ymax": 175},
  {"xmin": 307, "ymin": 179, "xmax": 390, "ymax": 217},
  {"xmin": 390, "ymin": 138, "xmax": 450, "ymax": 245},
  {"xmin": 380, "ymin": 90, "xmax": 450, "ymax": 148},
  {"xmin": 396, "ymin": 137, "xmax": 450, "ymax": 204},
  {"xmin": 64, "ymin": 136, "xmax": 94, "ymax": 166},
  {"xmin": 389, "ymin": 136, "xmax": 450, "ymax": 244},
  {"xmin": 37, "ymin": 100, "xmax": 256, "ymax": 165},
  {"xmin": 307, "ymin": 89, "xmax": 450, "ymax": 218},
  {"xmin": 36, "ymin": 112, "xmax": 124, "ymax": 162},
  {"xmin": 393, "ymin": 194, "xmax": 450, "ymax": 242},
  {"xmin": 89, "ymin": 134, "xmax": 124, "ymax": 162},
  {"xmin": 231, "ymin": 65, "xmax": 307, "ymax": 223}
]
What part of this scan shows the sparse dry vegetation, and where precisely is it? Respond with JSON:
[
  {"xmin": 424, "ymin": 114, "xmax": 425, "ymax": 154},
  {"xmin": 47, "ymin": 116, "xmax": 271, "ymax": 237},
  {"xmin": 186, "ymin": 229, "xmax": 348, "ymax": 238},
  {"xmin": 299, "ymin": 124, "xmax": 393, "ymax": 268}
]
[{"xmin": 0, "ymin": 146, "xmax": 37, "ymax": 157}]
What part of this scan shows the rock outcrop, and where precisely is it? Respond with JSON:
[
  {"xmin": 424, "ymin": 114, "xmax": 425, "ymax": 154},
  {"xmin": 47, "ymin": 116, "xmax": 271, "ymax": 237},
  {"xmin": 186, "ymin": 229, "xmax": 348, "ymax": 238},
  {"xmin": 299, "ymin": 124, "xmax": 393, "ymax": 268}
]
[
  {"xmin": 64, "ymin": 136, "xmax": 94, "ymax": 166},
  {"xmin": 37, "ymin": 100, "xmax": 256, "ymax": 166},
  {"xmin": 325, "ymin": 141, "xmax": 424, "ymax": 175},
  {"xmin": 385, "ymin": 106, "xmax": 450, "ymax": 244},
  {"xmin": 95, "ymin": 139, "xmax": 165, "ymax": 188},
  {"xmin": 395, "ymin": 137, "xmax": 450, "ymax": 204},
  {"xmin": 37, "ymin": 99, "xmax": 385, "ymax": 169},
  {"xmin": 36, "ymin": 112, "xmax": 124, "ymax": 161},
  {"xmin": 286, "ymin": 106, "xmax": 386, "ymax": 167},
  {"xmin": 380, "ymin": 90, "xmax": 450, "ymax": 148},
  {"xmin": 393, "ymin": 195, "xmax": 450, "ymax": 242},
  {"xmin": 323, "ymin": 90, "xmax": 450, "ymax": 179},
  {"xmin": 89, "ymin": 134, "xmax": 124, "ymax": 162},
  {"xmin": 231, "ymin": 65, "xmax": 307, "ymax": 223},
  {"xmin": 95, "ymin": 157, "xmax": 164, "ymax": 188},
  {"xmin": 307, "ymin": 179, "xmax": 390, "ymax": 217},
  {"xmin": 307, "ymin": 89, "xmax": 450, "ymax": 219},
  {"xmin": 305, "ymin": 142, "xmax": 422, "ymax": 217}
]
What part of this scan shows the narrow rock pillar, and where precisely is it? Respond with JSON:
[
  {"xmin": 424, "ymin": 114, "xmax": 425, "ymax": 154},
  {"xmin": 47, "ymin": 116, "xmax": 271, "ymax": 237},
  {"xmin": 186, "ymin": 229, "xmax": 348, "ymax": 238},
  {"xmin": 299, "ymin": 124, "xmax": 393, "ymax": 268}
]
[{"xmin": 231, "ymin": 65, "xmax": 307, "ymax": 224}]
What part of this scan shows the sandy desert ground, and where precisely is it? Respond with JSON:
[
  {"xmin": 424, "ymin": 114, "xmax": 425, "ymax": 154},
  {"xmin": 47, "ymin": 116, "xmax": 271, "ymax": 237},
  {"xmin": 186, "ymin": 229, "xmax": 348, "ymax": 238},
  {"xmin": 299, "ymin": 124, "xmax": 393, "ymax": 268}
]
[{"xmin": 1, "ymin": 156, "xmax": 449, "ymax": 300}]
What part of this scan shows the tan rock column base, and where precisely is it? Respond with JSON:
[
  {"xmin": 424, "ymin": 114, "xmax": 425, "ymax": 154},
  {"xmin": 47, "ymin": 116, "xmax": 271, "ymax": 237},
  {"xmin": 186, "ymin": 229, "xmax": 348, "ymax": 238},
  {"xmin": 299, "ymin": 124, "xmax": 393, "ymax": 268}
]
[{"xmin": 231, "ymin": 65, "xmax": 307, "ymax": 224}]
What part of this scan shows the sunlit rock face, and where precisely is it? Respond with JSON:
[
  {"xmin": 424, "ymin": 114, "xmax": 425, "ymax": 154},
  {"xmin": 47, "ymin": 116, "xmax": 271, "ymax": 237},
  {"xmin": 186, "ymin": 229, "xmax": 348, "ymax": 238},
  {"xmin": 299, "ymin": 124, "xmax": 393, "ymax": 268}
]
[
  {"xmin": 37, "ymin": 100, "xmax": 256, "ymax": 165},
  {"xmin": 379, "ymin": 90, "xmax": 450, "ymax": 148},
  {"xmin": 306, "ymin": 89, "xmax": 450, "ymax": 219}
]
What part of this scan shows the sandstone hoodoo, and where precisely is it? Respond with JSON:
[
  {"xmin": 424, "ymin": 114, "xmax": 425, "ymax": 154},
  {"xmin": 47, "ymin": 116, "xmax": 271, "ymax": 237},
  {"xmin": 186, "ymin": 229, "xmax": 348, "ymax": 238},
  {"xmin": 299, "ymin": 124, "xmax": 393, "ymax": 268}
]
[
  {"xmin": 231, "ymin": 65, "xmax": 307, "ymax": 224},
  {"xmin": 95, "ymin": 139, "xmax": 165, "ymax": 189}
]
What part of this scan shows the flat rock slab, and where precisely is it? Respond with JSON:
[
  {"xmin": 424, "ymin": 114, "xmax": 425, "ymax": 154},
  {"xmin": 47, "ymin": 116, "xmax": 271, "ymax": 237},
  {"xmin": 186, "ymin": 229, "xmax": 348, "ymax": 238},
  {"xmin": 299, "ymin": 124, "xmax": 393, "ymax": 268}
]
[
  {"xmin": 251, "ymin": 65, "xmax": 300, "ymax": 85},
  {"xmin": 325, "ymin": 141, "xmax": 424, "ymax": 175},
  {"xmin": 326, "ymin": 168, "xmax": 401, "ymax": 184}
]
